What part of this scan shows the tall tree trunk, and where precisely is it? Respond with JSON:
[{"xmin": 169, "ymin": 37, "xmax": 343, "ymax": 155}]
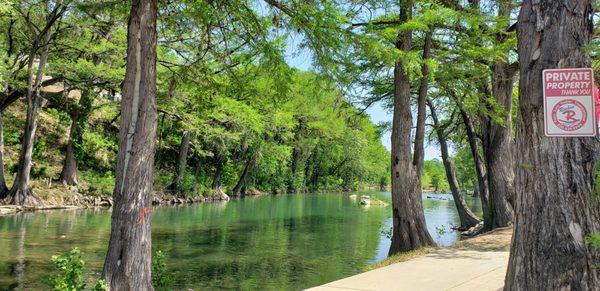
[
  {"xmin": 412, "ymin": 29, "xmax": 433, "ymax": 177},
  {"xmin": 171, "ymin": 130, "xmax": 190, "ymax": 194},
  {"xmin": 288, "ymin": 146, "xmax": 299, "ymax": 192},
  {"xmin": 59, "ymin": 90, "xmax": 94, "ymax": 186},
  {"xmin": 483, "ymin": 59, "xmax": 516, "ymax": 228},
  {"xmin": 389, "ymin": 0, "xmax": 436, "ymax": 255},
  {"xmin": 232, "ymin": 155, "xmax": 253, "ymax": 197},
  {"xmin": 211, "ymin": 156, "xmax": 229, "ymax": 200},
  {"xmin": 0, "ymin": 111, "xmax": 9, "ymax": 197},
  {"xmin": 428, "ymin": 100, "xmax": 481, "ymax": 230},
  {"xmin": 212, "ymin": 158, "xmax": 223, "ymax": 190},
  {"xmin": 193, "ymin": 159, "xmax": 201, "ymax": 196},
  {"xmin": 288, "ymin": 119, "xmax": 303, "ymax": 193},
  {"xmin": 102, "ymin": 0, "xmax": 157, "ymax": 289},
  {"xmin": 59, "ymin": 127, "xmax": 78, "ymax": 186},
  {"xmin": 310, "ymin": 145, "xmax": 320, "ymax": 192},
  {"xmin": 480, "ymin": 0, "xmax": 516, "ymax": 229},
  {"xmin": 505, "ymin": 0, "xmax": 600, "ymax": 289},
  {"xmin": 7, "ymin": 24, "xmax": 53, "ymax": 206},
  {"xmin": 60, "ymin": 90, "xmax": 94, "ymax": 186},
  {"xmin": 459, "ymin": 106, "xmax": 492, "ymax": 230},
  {"xmin": 302, "ymin": 144, "xmax": 316, "ymax": 191}
]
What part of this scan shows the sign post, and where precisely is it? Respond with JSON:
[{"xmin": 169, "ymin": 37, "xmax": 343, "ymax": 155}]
[{"xmin": 543, "ymin": 68, "xmax": 597, "ymax": 137}]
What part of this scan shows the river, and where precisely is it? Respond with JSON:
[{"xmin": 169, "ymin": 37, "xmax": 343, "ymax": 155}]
[{"xmin": 0, "ymin": 192, "xmax": 480, "ymax": 290}]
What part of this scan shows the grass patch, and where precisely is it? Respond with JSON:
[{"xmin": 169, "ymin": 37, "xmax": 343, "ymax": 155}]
[{"xmin": 364, "ymin": 248, "xmax": 434, "ymax": 271}]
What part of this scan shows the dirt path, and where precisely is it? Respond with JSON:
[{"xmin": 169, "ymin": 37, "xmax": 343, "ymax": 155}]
[{"xmin": 307, "ymin": 227, "xmax": 513, "ymax": 291}]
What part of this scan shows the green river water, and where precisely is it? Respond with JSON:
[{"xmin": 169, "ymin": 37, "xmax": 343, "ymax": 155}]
[{"xmin": 0, "ymin": 192, "xmax": 480, "ymax": 290}]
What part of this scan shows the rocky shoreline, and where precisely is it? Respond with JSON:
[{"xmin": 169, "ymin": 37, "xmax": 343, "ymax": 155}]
[
  {"xmin": 0, "ymin": 191, "xmax": 262, "ymax": 216},
  {"xmin": 0, "ymin": 187, "xmax": 383, "ymax": 216}
]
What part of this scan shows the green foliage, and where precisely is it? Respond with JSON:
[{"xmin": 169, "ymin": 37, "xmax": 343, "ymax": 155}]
[
  {"xmin": 50, "ymin": 248, "xmax": 107, "ymax": 291},
  {"xmin": 0, "ymin": 0, "xmax": 387, "ymax": 200},
  {"xmin": 454, "ymin": 146, "xmax": 477, "ymax": 191},
  {"xmin": 422, "ymin": 160, "xmax": 449, "ymax": 192},
  {"xmin": 435, "ymin": 225, "xmax": 447, "ymax": 236},
  {"xmin": 50, "ymin": 248, "xmax": 86, "ymax": 291},
  {"xmin": 588, "ymin": 234, "xmax": 600, "ymax": 270},
  {"xmin": 589, "ymin": 233, "xmax": 600, "ymax": 247},
  {"xmin": 152, "ymin": 250, "xmax": 170, "ymax": 288},
  {"xmin": 81, "ymin": 171, "xmax": 114, "ymax": 197},
  {"xmin": 80, "ymin": 131, "xmax": 118, "ymax": 171},
  {"xmin": 91, "ymin": 280, "xmax": 107, "ymax": 291}
]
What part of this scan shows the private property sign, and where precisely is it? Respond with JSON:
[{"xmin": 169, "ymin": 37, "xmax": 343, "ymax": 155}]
[{"xmin": 543, "ymin": 68, "xmax": 597, "ymax": 136}]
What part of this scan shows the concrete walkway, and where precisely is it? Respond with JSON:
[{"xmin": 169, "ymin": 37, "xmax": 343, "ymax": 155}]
[{"xmin": 307, "ymin": 228, "xmax": 512, "ymax": 291}]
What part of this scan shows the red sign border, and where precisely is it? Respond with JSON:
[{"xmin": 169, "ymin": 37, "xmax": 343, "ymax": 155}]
[{"xmin": 542, "ymin": 68, "xmax": 597, "ymax": 137}]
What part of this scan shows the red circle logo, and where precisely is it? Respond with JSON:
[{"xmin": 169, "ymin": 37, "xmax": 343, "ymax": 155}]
[{"xmin": 552, "ymin": 99, "xmax": 587, "ymax": 131}]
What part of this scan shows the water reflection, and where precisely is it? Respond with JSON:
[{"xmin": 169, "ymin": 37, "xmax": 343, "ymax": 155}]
[{"xmin": 0, "ymin": 192, "xmax": 480, "ymax": 290}]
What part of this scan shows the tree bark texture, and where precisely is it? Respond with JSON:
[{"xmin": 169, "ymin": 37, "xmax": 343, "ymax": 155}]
[
  {"xmin": 232, "ymin": 155, "xmax": 253, "ymax": 198},
  {"xmin": 60, "ymin": 90, "xmax": 94, "ymax": 186},
  {"xmin": 7, "ymin": 24, "xmax": 53, "ymax": 206},
  {"xmin": 0, "ymin": 111, "xmax": 9, "ymax": 197},
  {"xmin": 459, "ymin": 106, "xmax": 492, "ymax": 230},
  {"xmin": 481, "ymin": 0, "xmax": 516, "ymax": 229},
  {"xmin": 102, "ymin": 0, "xmax": 157, "ymax": 289},
  {"xmin": 171, "ymin": 130, "xmax": 190, "ymax": 194},
  {"xmin": 193, "ymin": 159, "xmax": 201, "ymax": 196},
  {"xmin": 59, "ymin": 126, "xmax": 78, "ymax": 186},
  {"xmin": 389, "ymin": 0, "xmax": 436, "ymax": 255},
  {"xmin": 211, "ymin": 155, "xmax": 229, "ymax": 200},
  {"xmin": 483, "ymin": 58, "xmax": 516, "ymax": 228},
  {"xmin": 412, "ymin": 29, "xmax": 433, "ymax": 178},
  {"xmin": 428, "ymin": 100, "xmax": 481, "ymax": 230},
  {"xmin": 505, "ymin": 0, "xmax": 600, "ymax": 289}
]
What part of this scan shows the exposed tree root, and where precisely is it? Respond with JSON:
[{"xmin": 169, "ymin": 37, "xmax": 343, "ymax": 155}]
[
  {"xmin": 212, "ymin": 187, "xmax": 230, "ymax": 201},
  {"xmin": 460, "ymin": 221, "xmax": 485, "ymax": 237},
  {"xmin": 5, "ymin": 187, "xmax": 44, "ymax": 207}
]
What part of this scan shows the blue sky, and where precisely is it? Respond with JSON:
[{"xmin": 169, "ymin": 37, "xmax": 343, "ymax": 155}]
[{"xmin": 284, "ymin": 44, "xmax": 442, "ymax": 161}]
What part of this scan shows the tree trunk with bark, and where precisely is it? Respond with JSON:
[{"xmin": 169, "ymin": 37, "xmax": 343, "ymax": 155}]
[
  {"xmin": 211, "ymin": 155, "xmax": 229, "ymax": 200},
  {"xmin": 505, "ymin": 0, "xmax": 600, "ymax": 289},
  {"xmin": 192, "ymin": 159, "xmax": 201, "ymax": 196},
  {"xmin": 389, "ymin": 0, "xmax": 436, "ymax": 255},
  {"xmin": 102, "ymin": 0, "xmax": 157, "ymax": 289},
  {"xmin": 0, "ymin": 111, "xmax": 9, "ymax": 197},
  {"xmin": 288, "ymin": 146, "xmax": 299, "ymax": 192},
  {"xmin": 59, "ymin": 90, "xmax": 94, "ymax": 186},
  {"xmin": 6, "ymin": 27, "xmax": 53, "ymax": 206},
  {"xmin": 459, "ymin": 106, "xmax": 492, "ymax": 230},
  {"xmin": 480, "ymin": 0, "xmax": 516, "ymax": 229},
  {"xmin": 61, "ymin": 90, "xmax": 94, "ymax": 186},
  {"xmin": 232, "ymin": 155, "xmax": 253, "ymax": 198},
  {"xmin": 309, "ymin": 145, "xmax": 320, "ymax": 192},
  {"xmin": 59, "ymin": 126, "xmax": 78, "ymax": 186},
  {"xmin": 412, "ymin": 29, "xmax": 433, "ymax": 178},
  {"xmin": 171, "ymin": 130, "xmax": 190, "ymax": 194},
  {"xmin": 483, "ymin": 58, "xmax": 516, "ymax": 228},
  {"xmin": 428, "ymin": 100, "xmax": 481, "ymax": 230},
  {"xmin": 288, "ymin": 119, "xmax": 304, "ymax": 193}
]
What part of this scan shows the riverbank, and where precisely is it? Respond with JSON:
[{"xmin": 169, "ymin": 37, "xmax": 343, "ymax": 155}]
[
  {"xmin": 0, "ymin": 190, "xmax": 243, "ymax": 215},
  {"xmin": 0, "ymin": 185, "xmax": 388, "ymax": 216},
  {"xmin": 308, "ymin": 227, "xmax": 512, "ymax": 291}
]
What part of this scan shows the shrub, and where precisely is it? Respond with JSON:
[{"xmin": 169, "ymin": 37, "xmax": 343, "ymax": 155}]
[
  {"xmin": 50, "ymin": 248, "xmax": 106, "ymax": 291},
  {"xmin": 50, "ymin": 248, "xmax": 86, "ymax": 290},
  {"xmin": 152, "ymin": 250, "xmax": 170, "ymax": 288},
  {"xmin": 92, "ymin": 280, "xmax": 107, "ymax": 291},
  {"xmin": 82, "ymin": 171, "xmax": 115, "ymax": 197}
]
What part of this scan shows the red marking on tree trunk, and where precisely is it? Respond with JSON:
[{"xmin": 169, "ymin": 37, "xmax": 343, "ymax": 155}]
[{"xmin": 134, "ymin": 207, "xmax": 149, "ymax": 225}]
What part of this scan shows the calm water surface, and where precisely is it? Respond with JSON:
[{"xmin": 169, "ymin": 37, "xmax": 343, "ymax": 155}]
[{"xmin": 0, "ymin": 192, "xmax": 480, "ymax": 290}]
